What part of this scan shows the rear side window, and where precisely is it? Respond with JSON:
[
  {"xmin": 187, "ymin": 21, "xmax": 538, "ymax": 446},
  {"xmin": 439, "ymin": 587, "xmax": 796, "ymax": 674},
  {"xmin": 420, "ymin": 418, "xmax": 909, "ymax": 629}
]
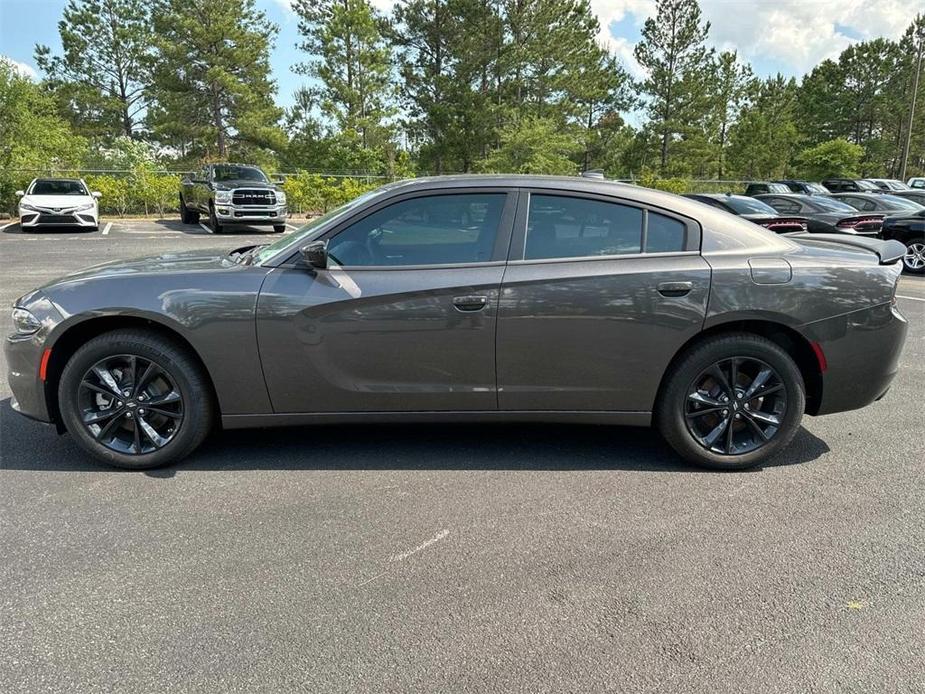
[
  {"xmin": 646, "ymin": 213, "xmax": 686, "ymax": 253},
  {"xmin": 328, "ymin": 193, "xmax": 506, "ymax": 266},
  {"xmin": 525, "ymin": 195, "xmax": 642, "ymax": 260}
]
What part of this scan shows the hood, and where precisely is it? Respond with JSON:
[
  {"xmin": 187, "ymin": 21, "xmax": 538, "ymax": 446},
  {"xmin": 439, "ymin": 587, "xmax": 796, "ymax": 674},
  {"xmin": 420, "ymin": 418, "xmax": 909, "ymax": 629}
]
[
  {"xmin": 40, "ymin": 248, "xmax": 240, "ymax": 289},
  {"xmin": 22, "ymin": 194, "xmax": 94, "ymax": 210},
  {"xmin": 213, "ymin": 180, "xmax": 278, "ymax": 191}
]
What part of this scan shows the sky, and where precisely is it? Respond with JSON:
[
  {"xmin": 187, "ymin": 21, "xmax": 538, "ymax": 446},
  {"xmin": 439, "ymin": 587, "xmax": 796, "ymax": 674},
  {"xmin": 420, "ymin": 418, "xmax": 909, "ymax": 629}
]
[{"xmin": 1, "ymin": 0, "xmax": 922, "ymax": 110}]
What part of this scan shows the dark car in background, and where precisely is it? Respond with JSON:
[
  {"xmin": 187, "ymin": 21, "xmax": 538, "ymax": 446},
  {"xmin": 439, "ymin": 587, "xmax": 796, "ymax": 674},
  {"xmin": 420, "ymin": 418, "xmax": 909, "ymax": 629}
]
[
  {"xmin": 822, "ymin": 178, "xmax": 882, "ymax": 193},
  {"xmin": 684, "ymin": 193, "xmax": 807, "ymax": 233},
  {"xmin": 773, "ymin": 180, "xmax": 831, "ymax": 195},
  {"xmin": 879, "ymin": 209, "xmax": 925, "ymax": 274},
  {"xmin": 755, "ymin": 193, "xmax": 884, "ymax": 236},
  {"xmin": 830, "ymin": 193, "xmax": 925, "ymax": 214},
  {"xmin": 889, "ymin": 190, "xmax": 925, "ymax": 207},
  {"xmin": 6, "ymin": 176, "xmax": 909, "ymax": 473},
  {"xmin": 179, "ymin": 163, "xmax": 288, "ymax": 233},
  {"xmin": 744, "ymin": 182, "xmax": 791, "ymax": 196},
  {"xmin": 867, "ymin": 178, "xmax": 911, "ymax": 192}
]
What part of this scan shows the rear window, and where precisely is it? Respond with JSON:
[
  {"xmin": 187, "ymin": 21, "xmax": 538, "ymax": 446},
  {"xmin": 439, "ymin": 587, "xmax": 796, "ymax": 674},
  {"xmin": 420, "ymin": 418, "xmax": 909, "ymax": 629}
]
[
  {"xmin": 724, "ymin": 197, "xmax": 778, "ymax": 215},
  {"xmin": 30, "ymin": 180, "xmax": 87, "ymax": 196},
  {"xmin": 809, "ymin": 196, "xmax": 857, "ymax": 212}
]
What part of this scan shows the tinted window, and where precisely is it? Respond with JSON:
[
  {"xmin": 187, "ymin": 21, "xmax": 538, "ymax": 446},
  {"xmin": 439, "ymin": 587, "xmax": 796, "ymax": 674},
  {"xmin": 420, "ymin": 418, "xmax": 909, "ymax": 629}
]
[
  {"xmin": 30, "ymin": 179, "xmax": 87, "ymax": 196},
  {"xmin": 857, "ymin": 180, "xmax": 880, "ymax": 192},
  {"xmin": 881, "ymin": 194, "xmax": 924, "ymax": 210},
  {"xmin": 724, "ymin": 197, "xmax": 778, "ymax": 215},
  {"xmin": 809, "ymin": 196, "xmax": 856, "ymax": 212},
  {"xmin": 646, "ymin": 213, "xmax": 686, "ymax": 253},
  {"xmin": 213, "ymin": 166, "xmax": 268, "ymax": 182},
  {"xmin": 328, "ymin": 193, "xmax": 505, "ymax": 266},
  {"xmin": 764, "ymin": 197, "xmax": 801, "ymax": 214},
  {"xmin": 526, "ymin": 195, "xmax": 642, "ymax": 260}
]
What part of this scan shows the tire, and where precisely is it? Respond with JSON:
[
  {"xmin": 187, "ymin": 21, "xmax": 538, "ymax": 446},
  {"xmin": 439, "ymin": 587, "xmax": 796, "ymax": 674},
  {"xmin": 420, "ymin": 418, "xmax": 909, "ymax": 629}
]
[
  {"xmin": 209, "ymin": 204, "xmax": 223, "ymax": 233},
  {"xmin": 901, "ymin": 238, "xmax": 925, "ymax": 274},
  {"xmin": 179, "ymin": 195, "xmax": 199, "ymax": 224},
  {"xmin": 58, "ymin": 329, "xmax": 214, "ymax": 470},
  {"xmin": 273, "ymin": 224, "xmax": 286, "ymax": 233},
  {"xmin": 655, "ymin": 333, "xmax": 806, "ymax": 471}
]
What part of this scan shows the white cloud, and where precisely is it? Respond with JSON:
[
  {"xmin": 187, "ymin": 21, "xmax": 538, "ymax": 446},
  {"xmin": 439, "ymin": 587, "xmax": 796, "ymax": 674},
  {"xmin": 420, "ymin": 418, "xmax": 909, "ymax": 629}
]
[{"xmin": 0, "ymin": 55, "xmax": 37, "ymax": 80}]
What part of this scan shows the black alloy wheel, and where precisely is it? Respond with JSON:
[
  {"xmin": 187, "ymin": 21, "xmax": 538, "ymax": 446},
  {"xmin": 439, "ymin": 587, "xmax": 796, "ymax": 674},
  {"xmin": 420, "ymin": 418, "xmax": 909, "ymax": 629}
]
[
  {"xmin": 78, "ymin": 354, "xmax": 184, "ymax": 455},
  {"xmin": 685, "ymin": 357, "xmax": 786, "ymax": 456}
]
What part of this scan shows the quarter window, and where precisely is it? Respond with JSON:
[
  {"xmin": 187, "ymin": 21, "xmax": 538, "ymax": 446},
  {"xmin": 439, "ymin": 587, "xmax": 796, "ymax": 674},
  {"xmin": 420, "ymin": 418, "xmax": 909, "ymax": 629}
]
[
  {"xmin": 525, "ymin": 195, "xmax": 643, "ymax": 260},
  {"xmin": 327, "ymin": 193, "xmax": 506, "ymax": 266},
  {"xmin": 646, "ymin": 213, "xmax": 687, "ymax": 253}
]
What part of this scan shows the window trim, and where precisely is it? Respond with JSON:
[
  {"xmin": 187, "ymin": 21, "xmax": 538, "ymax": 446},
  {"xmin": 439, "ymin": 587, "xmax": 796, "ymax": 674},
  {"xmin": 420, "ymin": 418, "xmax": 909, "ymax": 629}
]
[
  {"xmin": 281, "ymin": 188, "xmax": 519, "ymax": 270},
  {"xmin": 510, "ymin": 189, "xmax": 701, "ymax": 263}
]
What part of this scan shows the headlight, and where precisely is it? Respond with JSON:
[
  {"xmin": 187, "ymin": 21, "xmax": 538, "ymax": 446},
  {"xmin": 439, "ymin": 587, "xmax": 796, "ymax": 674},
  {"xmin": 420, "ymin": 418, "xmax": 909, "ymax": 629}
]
[
  {"xmin": 215, "ymin": 190, "xmax": 232, "ymax": 204},
  {"xmin": 75, "ymin": 202, "xmax": 95, "ymax": 212},
  {"xmin": 11, "ymin": 307, "xmax": 41, "ymax": 335},
  {"xmin": 276, "ymin": 191, "xmax": 287, "ymax": 205},
  {"xmin": 20, "ymin": 203, "xmax": 39, "ymax": 212}
]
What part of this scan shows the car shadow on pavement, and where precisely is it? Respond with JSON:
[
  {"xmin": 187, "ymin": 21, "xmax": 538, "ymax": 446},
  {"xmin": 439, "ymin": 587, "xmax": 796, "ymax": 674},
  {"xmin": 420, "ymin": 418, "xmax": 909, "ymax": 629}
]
[{"xmin": 0, "ymin": 399, "xmax": 831, "ymax": 476}]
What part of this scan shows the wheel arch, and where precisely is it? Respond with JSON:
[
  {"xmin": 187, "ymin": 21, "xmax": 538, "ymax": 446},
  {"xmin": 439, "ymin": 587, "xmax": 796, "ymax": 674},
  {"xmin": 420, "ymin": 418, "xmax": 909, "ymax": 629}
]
[
  {"xmin": 43, "ymin": 315, "xmax": 220, "ymax": 428},
  {"xmin": 658, "ymin": 319, "xmax": 824, "ymax": 416}
]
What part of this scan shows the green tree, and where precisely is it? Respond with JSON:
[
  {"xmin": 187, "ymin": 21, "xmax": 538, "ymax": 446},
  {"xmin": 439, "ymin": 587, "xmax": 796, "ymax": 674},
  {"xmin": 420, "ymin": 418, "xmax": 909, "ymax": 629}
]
[
  {"xmin": 149, "ymin": 0, "xmax": 284, "ymax": 160},
  {"xmin": 293, "ymin": 0, "xmax": 393, "ymax": 150},
  {"xmin": 35, "ymin": 0, "xmax": 153, "ymax": 139},
  {"xmin": 726, "ymin": 75, "xmax": 800, "ymax": 179},
  {"xmin": 0, "ymin": 62, "xmax": 86, "ymax": 212},
  {"xmin": 709, "ymin": 51, "xmax": 753, "ymax": 178},
  {"xmin": 475, "ymin": 115, "xmax": 579, "ymax": 174},
  {"xmin": 795, "ymin": 138, "xmax": 865, "ymax": 179},
  {"xmin": 634, "ymin": 0, "xmax": 714, "ymax": 173}
]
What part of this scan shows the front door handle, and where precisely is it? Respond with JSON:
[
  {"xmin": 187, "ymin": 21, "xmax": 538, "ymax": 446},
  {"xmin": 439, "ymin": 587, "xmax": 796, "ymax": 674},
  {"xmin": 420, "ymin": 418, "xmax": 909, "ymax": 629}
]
[
  {"xmin": 453, "ymin": 295, "xmax": 489, "ymax": 312},
  {"xmin": 657, "ymin": 281, "xmax": 693, "ymax": 297}
]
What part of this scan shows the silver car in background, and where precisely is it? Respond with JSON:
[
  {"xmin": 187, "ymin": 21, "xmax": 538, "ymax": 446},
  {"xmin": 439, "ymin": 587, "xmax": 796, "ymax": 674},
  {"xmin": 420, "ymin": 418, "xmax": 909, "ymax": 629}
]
[{"xmin": 6, "ymin": 175, "xmax": 909, "ymax": 471}]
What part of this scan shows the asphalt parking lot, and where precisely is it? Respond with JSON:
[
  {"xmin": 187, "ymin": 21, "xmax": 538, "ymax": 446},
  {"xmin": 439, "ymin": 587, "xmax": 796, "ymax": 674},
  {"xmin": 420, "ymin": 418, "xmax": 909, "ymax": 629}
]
[{"xmin": 1, "ymin": 218, "xmax": 923, "ymax": 693}]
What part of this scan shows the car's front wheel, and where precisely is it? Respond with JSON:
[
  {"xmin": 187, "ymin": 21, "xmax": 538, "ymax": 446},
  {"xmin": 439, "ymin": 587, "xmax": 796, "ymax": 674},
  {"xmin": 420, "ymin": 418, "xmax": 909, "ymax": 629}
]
[
  {"xmin": 179, "ymin": 195, "xmax": 199, "ymax": 224},
  {"xmin": 902, "ymin": 238, "xmax": 925, "ymax": 274},
  {"xmin": 655, "ymin": 333, "xmax": 805, "ymax": 470},
  {"xmin": 58, "ymin": 329, "xmax": 214, "ymax": 469},
  {"xmin": 209, "ymin": 204, "xmax": 223, "ymax": 233},
  {"xmin": 273, "ymin": 224, "xmax": 286, "ymax": 233}
]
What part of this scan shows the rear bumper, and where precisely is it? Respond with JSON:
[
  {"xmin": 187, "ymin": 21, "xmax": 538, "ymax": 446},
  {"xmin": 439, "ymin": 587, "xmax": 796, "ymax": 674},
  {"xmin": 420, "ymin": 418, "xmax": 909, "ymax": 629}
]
[{"xmin": 805, "ymin": 302, "xmax": 908, "ymax": 416}]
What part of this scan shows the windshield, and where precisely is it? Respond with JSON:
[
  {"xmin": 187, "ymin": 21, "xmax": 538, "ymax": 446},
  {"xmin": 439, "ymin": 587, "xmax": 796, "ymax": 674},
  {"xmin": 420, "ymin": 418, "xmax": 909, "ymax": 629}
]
[
  {"xmin": 881, "ymin": 194, "xmax": 925, "ymax": 210},
  {"xmin": 725, "ymin": 197, "xmax": 778, "ymax": 215},
  {"xmin": 251, "ymin": 188, "xmax": 383, "ymax": 264},
  {"xmin": 857, "ymin": 180, "xmax": 880, "ymax": 191},
  {"xmin": 30, "ymin": 179, "xmax": 87, "ymax": 196},
  {"xmin": 213, "ymin": 166, "xmax": 268, "ymax": 183},
  {"xmin": 809, "ymin": 196, "xmax": 857, "ymax": 212},
  {"xmin": 804, "ymin": 183, "xmax": 829, "ymax": 194}
]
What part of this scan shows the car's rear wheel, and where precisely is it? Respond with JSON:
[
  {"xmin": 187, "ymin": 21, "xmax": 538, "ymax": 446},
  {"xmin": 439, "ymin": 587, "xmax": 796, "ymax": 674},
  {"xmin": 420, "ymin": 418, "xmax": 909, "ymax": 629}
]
[
  {"xmin": 209, "ymin": 204, "xmax": 223, "ymax": 233},
  {"xmin": 58, "ymin": 330, "xmax": 214, "ymax": 469},
  {"xmin": 902, "ymin": 239, "xmax": 925, "ymax": 274},
  {"xmin": 655, "ymin": 333, "xmax": 805, "ymax": 470}
]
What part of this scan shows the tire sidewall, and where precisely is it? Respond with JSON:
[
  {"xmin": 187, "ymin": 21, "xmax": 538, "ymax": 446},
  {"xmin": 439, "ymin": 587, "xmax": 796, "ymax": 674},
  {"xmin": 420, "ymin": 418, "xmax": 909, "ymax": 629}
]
[
  {"xmin": 902, "ymin": 238, "xmax": 925, "ymax": 274},
  {"xmin": 59, "ymin": 334, "xmax": 209, "ymax": 470},
  {"xmin": 657, "ymin": 335, "xmax": 806, "ymax": 470}
]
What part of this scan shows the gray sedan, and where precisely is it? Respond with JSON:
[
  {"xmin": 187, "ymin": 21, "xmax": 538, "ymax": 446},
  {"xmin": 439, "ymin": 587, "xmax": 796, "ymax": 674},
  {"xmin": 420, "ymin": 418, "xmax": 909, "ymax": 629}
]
[{"xmin": 6, "ymin": 175, "xmax": 909, "ymax": 471}]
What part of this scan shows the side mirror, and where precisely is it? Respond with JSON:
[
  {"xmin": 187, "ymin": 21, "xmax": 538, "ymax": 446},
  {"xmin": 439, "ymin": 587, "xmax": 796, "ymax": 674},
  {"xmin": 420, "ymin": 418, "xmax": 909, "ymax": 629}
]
[
  {"xmin": 91, "ymin": 191, "xmax": 101, "ymax": 199},
  {"xmin": 15, "ymin": 190, "xmax": 24, "ymax": 197},
  {"xmin": 273, "ymin": 176, "xmax": 285, "ymax": 185},
  {"xmin": 300, "ymin": 240, "xmax": 328, "ymax": 269}
]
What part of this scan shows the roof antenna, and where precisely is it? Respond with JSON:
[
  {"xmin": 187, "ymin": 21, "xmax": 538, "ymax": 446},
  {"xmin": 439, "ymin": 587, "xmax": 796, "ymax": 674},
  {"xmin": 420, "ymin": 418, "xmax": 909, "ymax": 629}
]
[{"xmin": 581, "ymin": 169, "xmax": 605, "ymax": 180}]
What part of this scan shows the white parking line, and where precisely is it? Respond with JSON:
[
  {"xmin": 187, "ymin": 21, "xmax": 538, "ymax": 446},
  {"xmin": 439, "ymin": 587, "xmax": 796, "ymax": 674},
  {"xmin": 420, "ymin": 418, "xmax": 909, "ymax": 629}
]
[
  {"xmin": 102, "ymin": 222, "xmax": 112, "ymax": 235},
  {"xmin": 1, "ymin": 220, "xmax": 18, "ymax": 231},
  {"xmin": 198, "ymin": 222, "xmax": 213, "ymax": 234},
  {"xmin": 897, "ymin": 294, "xmax": 925, "ymax": 302},
  {"xmin": 286, "ymin": 223, "xmax": 298, "ymax": 231}
]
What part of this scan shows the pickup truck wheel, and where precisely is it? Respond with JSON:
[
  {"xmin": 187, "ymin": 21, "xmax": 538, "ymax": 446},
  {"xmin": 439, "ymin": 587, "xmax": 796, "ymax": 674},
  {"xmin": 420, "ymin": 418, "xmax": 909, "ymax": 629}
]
[
  {"xmin": 209, "ymin": 204, "xmax": 223, "ymax": 234},
  {"xmin": 179, "ymin": 195, "xmax": 199, "ymax": 224},
  {"xmin": 273, "ymin": 224, "xmax": 286, "ymax": 233}
]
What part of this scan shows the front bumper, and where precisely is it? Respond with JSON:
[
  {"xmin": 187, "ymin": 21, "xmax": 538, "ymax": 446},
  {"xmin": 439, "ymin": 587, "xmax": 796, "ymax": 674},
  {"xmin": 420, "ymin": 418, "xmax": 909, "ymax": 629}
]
[
  {"xmin": 806, "ymin": 301, "xmax": 908, "ymax": 416},
  {"xmin": 5, "ymin": 293, "xmax": 64, "ymax": 424},
  {"xmin": 214, "ymin": 204, "xmax": 287, "ymax": 224},
  {"xmin": 20, "ymin": 211, "xmax": 98, "ymax": 228}
]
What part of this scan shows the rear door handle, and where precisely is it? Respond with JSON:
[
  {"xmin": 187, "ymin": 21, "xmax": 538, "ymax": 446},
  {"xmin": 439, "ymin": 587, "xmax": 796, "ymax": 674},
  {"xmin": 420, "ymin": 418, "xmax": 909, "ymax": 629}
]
[
  {"xmin": 657, "ymin": 281, "xmax": 693, "ymax": 297},
  {"xmin": 453, "ymin": 295, "xmax": 489, "ymax": 312}
]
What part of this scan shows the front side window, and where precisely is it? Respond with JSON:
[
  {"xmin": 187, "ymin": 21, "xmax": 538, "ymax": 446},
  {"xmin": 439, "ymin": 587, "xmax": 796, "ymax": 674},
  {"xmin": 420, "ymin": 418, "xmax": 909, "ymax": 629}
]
[
  {"xmin": 30, "ymin": 179, "xmax": 87, "ymax": 196},
  {"xmin": 525, "ymin": 195, "xmax": 644, "ymax": 260},
  {"xmin": 327, "ymin": 193, "xmax": 506, "ymax": 266}
]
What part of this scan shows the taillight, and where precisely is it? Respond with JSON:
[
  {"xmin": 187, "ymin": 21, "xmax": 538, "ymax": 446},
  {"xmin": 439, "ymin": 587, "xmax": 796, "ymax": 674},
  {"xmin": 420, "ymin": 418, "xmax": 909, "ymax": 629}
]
[{"xmin": 836, "ymin": 219, "xmax": 858, "ymax": 228}]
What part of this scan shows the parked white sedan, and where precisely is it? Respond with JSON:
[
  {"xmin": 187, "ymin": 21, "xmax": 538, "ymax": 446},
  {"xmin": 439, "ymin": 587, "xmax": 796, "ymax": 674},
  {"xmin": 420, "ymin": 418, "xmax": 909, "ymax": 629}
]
[{"xmin": 16, "ymin": 178, "xmax": 101, "ymax": 231}]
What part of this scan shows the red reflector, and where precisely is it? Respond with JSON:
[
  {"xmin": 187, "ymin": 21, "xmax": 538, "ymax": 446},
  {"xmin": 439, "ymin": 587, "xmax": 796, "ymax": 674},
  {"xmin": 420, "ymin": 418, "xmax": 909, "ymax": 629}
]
[
  {"xmin": 810, "ymin": 341, "xmax": 827, "ymax": 373},
  {"xmin": 39, "ymin": 348, "xmax": 52, "ymax": 381}
]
